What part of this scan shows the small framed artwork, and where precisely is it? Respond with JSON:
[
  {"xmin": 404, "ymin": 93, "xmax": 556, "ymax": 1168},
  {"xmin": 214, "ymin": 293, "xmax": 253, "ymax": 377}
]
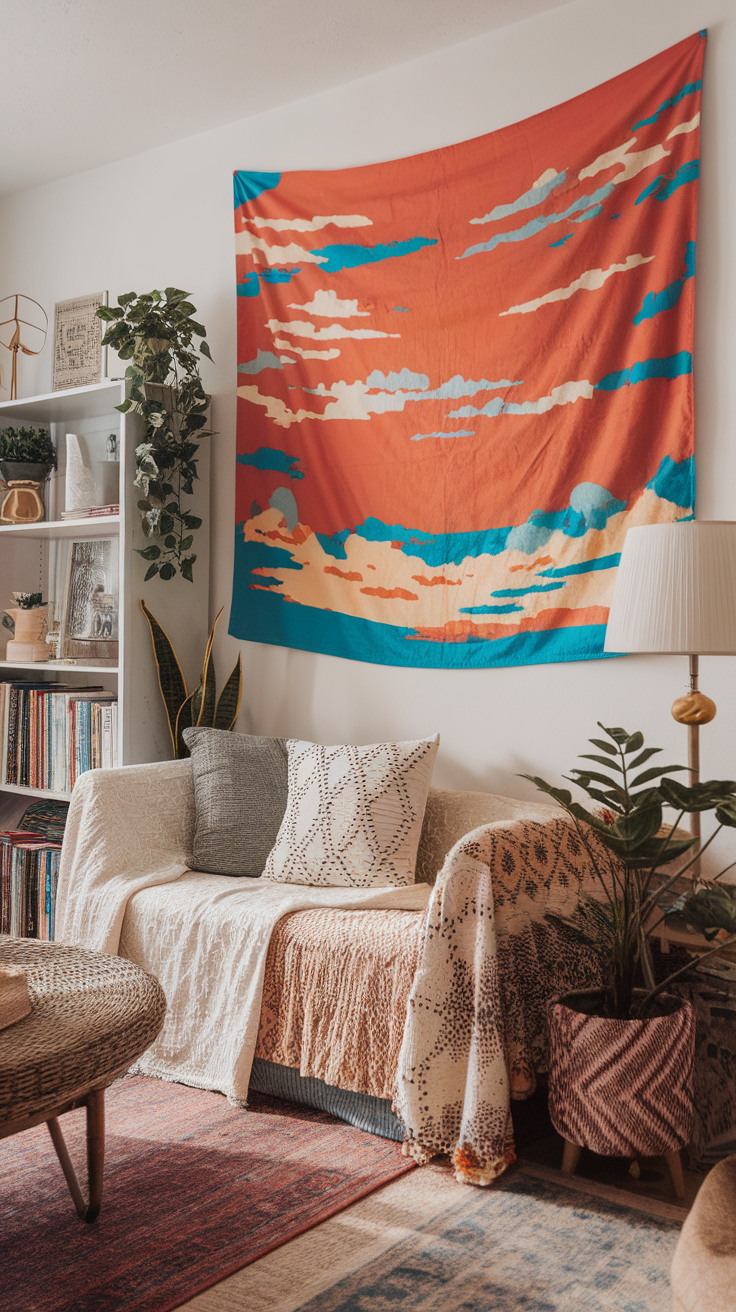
[
  {"xmin": 48, "ymin": 537, "xmax": 119, "ymax": 665},
  {"xmin": 52, "ymin": 292, "xmax": 108, "ymax": 391}
]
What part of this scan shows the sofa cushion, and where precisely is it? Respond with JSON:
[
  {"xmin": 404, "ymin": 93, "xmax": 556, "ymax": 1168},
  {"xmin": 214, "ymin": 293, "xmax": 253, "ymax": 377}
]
[
  {"xmin": 262, "ymin": 734, "xmax": 439, "ymax": 888},
  {"xmin": 183, "ymin": 727, "xmax": 288, "ymax": 877}
]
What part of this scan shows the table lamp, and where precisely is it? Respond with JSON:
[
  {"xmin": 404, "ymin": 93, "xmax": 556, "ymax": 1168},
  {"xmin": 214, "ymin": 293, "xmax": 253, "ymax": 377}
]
[{"xmin": 604, "ymin": 520, "xmax": 736, "ymax": 850}]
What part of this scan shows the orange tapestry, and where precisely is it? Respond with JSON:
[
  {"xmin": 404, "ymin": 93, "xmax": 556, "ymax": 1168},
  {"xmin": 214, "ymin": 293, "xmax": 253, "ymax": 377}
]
[{"xmin": 231, "ymin": 33, "xmax": 703, "ymax": 668}]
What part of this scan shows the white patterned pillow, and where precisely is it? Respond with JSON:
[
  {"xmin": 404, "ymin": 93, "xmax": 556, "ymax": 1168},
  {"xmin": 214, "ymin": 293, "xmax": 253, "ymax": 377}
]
[{"xmin": 262, "ymin": 735, "xmax": 440, "ymax": 888}]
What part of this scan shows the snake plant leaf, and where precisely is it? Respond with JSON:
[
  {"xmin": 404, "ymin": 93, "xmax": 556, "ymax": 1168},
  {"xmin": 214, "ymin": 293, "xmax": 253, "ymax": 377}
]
[
  {"xmin": 175, "ymin": 690, "xmax": 197, "ymax": 759},
  {"xmin": 214, "ymin": 654, "xmax": 242, "ymax": 731},
  {"xmin": 140, "ymin": 599, "xmax": 188, "ymax": 754},
  {"xmin": 196, "ymin": 606, "xmax": 223, "ymax": 727}
]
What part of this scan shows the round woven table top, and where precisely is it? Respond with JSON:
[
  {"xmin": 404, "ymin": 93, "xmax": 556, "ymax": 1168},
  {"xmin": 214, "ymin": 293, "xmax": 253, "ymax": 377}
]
[{"xmin": 0, "ymin": 936, "xmax": 166, "ymax": 1129}]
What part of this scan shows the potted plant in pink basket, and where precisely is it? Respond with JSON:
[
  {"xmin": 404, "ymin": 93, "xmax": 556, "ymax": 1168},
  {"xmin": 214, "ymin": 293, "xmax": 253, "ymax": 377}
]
[{"xmin": 523, "ymin": 723, "xmax": 736, "ymax": 1196}]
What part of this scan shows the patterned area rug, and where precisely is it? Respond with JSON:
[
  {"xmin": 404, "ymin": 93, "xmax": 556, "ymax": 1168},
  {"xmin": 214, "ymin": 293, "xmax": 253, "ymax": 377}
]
[
  {"xmin": 0, "ymin": 1075, "xmax": 414, "ymax": 1312},
  {"xmin": 284, "ymin": 1165, "xmax": 681, "ymax": 1312}
]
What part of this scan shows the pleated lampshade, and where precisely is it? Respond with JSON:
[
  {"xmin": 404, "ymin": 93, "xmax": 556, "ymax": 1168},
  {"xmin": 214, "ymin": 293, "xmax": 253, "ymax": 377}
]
[{"xmin": 604, "ymin": 521, "xmax": 736, "ymax": 655}]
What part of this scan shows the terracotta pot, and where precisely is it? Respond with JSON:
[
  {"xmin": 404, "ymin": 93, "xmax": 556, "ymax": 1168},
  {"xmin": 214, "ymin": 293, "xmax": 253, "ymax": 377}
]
[{"xmin": 547, "ymin": 988, "xmax": 695, "ymax": 1157}]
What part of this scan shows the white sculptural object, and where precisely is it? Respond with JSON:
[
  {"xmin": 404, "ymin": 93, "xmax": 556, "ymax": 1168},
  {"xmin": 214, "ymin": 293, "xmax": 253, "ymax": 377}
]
[{"xmin": 65, "ymin": 433, "xmax": 96, "ymax": 512}]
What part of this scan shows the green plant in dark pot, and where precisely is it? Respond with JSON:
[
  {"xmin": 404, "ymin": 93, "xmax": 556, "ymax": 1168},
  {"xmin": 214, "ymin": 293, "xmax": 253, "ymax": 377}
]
[
  {"xmin": 97, "ymin": 290, "xmax": 213, "ymax": 583},
  {"xmin": 141, "ymin": 600, "xmax": 241, "ymax": 758},
  {"xmin": 0, "ymin": 425, "xmax": 57, "ymax": 484},
  {"xmin": 522, "ymin": 723, "xmax": 736, "ymax": 1194}
]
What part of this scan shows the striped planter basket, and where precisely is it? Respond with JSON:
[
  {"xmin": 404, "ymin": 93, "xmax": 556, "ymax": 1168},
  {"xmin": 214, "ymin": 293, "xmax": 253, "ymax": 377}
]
[{"xmin": 547, "ymin": 989, "xmax": 695, "ymax": 1157}]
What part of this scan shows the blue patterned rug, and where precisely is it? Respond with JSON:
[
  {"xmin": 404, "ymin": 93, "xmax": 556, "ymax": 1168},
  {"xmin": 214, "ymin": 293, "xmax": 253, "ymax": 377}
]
[{"xmin": 291, "ymin": 1166, "xmax": 680, "ymax": 1311}]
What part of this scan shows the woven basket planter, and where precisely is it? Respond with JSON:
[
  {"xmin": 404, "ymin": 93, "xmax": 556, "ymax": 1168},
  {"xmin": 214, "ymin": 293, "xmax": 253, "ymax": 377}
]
[{"xmin": 547, "ymin": 988, "xmax": 695, "ymax": 1157}]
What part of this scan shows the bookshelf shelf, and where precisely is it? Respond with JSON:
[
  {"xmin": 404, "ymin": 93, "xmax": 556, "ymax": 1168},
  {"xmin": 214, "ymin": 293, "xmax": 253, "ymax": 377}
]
[
  {"xmin": 0, "ymin": 376, "xmax": 210, "ymax": 796},
  {"xmin": 0, "ymin": 660, "xmax": 118, "ymax": 674},
  {"xmin": 0, "ymin": 515, "xmax": 120, "ymax": 540},
  {"xmin": 2, "ymin": 783, "xmax": 72, "ymax": 802}
]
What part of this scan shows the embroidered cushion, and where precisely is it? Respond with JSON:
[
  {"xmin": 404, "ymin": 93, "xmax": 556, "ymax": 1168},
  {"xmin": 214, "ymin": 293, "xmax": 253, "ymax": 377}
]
[
  {"xmin": 183, "ymin": 727, "xmax": 288, "ymax": 877},
  {"xmin": 262, "ymin": 735, "xmax": 439, "ymax": 888}
]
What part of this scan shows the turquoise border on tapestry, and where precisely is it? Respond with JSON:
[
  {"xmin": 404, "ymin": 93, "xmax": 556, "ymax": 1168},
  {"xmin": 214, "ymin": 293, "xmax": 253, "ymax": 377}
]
[{"xmin": 229, "ymin": 532, "xmax": 620, "ymax": 670}]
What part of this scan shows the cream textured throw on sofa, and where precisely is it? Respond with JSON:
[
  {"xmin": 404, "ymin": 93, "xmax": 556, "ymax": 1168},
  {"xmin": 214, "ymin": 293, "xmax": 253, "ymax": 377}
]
[{"xmin": 55, "ymin": 762, "xmax": 429, "ymax": 1104}]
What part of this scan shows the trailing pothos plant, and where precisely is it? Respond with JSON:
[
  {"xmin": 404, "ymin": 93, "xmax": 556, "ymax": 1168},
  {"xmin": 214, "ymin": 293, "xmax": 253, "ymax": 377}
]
[
  {"xmin": 97, "ymin": 289, "xmax": 213, "ymax": 583},
  {"xmin": 141, "ymin": 601, "xmax": 242, "ymax": 758},
  {"xmin": 521, "ymin": 723, "xmax": 736, "ymax": 1021}
]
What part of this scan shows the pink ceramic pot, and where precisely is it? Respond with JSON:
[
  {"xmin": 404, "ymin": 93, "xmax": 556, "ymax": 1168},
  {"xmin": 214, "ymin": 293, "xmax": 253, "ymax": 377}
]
[{"xmin": 547, "ymin": 988, "xmax": 695, "ymax": 1157}]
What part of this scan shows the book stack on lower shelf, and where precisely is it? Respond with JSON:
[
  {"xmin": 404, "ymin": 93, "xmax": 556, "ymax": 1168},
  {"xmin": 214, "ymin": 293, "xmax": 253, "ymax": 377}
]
[
  {"xmin": 1, "ymin": 679, "xmax": 118, "ymax": 797},
  {"xmin": 0, "ymin": 799, "xmax": 69, "ymax": 940}
]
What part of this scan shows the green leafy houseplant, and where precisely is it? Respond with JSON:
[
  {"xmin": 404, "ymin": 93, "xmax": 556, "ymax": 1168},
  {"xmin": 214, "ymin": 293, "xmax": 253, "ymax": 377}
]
[
  {"xmin": 522, "ymin": 723, "xmax": 736, "ymax": 1019},
  {"xmin": 0, "ymin": 426, "xmax": 56, "ymax": 466},
  {"xmin": 97, "ymin": 290, "xmax": 213, "ymax": 583},
  {"xmin": 141, "ymin": 600, "xmax": 241, "ymax": 758}
]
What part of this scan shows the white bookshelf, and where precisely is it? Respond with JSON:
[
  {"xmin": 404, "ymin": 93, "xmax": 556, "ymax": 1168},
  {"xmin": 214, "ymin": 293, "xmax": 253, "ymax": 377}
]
[{"xmin": 0, "ymin": 379, "xmax": 210, "ymax": 806}]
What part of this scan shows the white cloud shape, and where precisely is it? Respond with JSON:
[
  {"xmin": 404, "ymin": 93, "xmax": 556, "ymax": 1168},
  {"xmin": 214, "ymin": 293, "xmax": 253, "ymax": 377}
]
[
  {"xmin": 666, "ymin": 113, "xmax": 700, "ymax": 140},
  {"xmin": 499, "ymin": 253, "xmax": 654, "ymax": 317},
  {"xmin": 366, "ymin": 369, "xmax": 430, "ymax": 391},
  {"xmin": 266, "ymin": 318, "xmax": 399, "ymax": 340},
  {"xmin": 288, "ymin": 289, "xmax": 369, "ymax": 318},
  {"xmin": 450, "ymin": 378, "xmax": 594, "ymax": 418},
  {"xmin": 234, "ymin": 230, "xmax": 326, "ymax": 265},
  {"xmin": 579, "ymin": 137, "xmax": 670, "ymax": 185},
  {"xmin": 243, "ymin": 214, "xmax": 372, "ymax": 232},
  {"xmin": 273, "ymin": 338, "xmax": 341, "ymax": 361}
]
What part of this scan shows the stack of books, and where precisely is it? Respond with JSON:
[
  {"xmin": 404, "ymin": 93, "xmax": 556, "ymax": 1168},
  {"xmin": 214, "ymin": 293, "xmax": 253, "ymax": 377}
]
[
  {"xmin": 0, "ymin": 679, "xmax": 118, "ymax": 795},
  {"xmin": 0, "ymin": 802, "xmax": 68, "ymax": 940},
  {"xmin": 60, "ymin": 504, "xmax": 119, "ymax": 520}
]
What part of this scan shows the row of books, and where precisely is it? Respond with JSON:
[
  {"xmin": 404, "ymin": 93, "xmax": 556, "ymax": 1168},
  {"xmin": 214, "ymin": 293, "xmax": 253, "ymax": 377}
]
[
  {"xmin": 0, "ymin": 801, "xmax": 68, "ymax": 940},
  {"xmin": 1, "ymin": 680, "xmax": 118, "ymax": 795},
  {"xmin": 60, "ymin": 503, "xmax": 119, "ymax": 520}
]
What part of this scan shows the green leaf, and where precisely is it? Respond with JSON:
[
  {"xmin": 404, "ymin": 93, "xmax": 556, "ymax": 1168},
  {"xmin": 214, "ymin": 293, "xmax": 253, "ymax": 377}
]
[
  {"xmin": 144, "ymin": 562, "xmax": 159, "ymax": 581},
  {"xmin": 518, "ymin": 775, "xmax": 572, "ymax": 808},
  {"xmin": 139, "ymin": 599, "xmax": 187, "ymax": 754},
  {"xmin": 199, "ymin": 340, "xmax": 213, "ymax": 361},
  {"xmin": 96, "ymin": 305, "xmax": 123, "ymax": 321},
  {"xmin": 137, "ymin": 499, "xmax": 151, "ymax": 512},
  {"xmin": 715, "ymin": 797, "xmax": 736, "ymax": 827},
  {"xmin": 214, "ymin": 654, "xmax": 242, "ymax": 731},
  {"xmin": 160, "ymin": 515, "xmax": 175, "ymax": 535},
  {"xmin": 174, "ymin": 690, "xmax": 197, "ymax": 759},
  {"xmin": 159, "ymin": 562, "xmax": 176, "ymax": 580},
  {"xmin": 196, "ymin": 607, "xmax": 223, "ymax": 726},
  {"xmin": 589, "ymin": 738, "xmax": 618, "ymax": 756},
  {"xmin": 180, "ymin": 535, "xmax": 193, "ymax": 551},
  {"xmin": 624, "ymin": 731, "xmax": 644, "ymax": 753},
  {"xmin": 164, "ymin": 535, "xmax": 176, "ymax": 549},
  {"xmin": 180, "ymin": 555, "xmax": 196, "ymax": 582},
  {"xmin": 182, "ymin": 514, "xmax": 202, "ymax": 531},
  {"xmin": 660, "ymin": 777, "xmax": 736, "ymax": 812},
  {"xmin": 116, "ymin": 399, "xmax": 133, "ymax": 413},
  {"xmin": 628, "ymin": 747, "xmax": 662, "ymax": 770},
  {"xmin": 630, "ymin": 765, "xmax": 687, "ymax": 787},
  {"xmin": 568, "ymin": 769, "xmax": 628, "ymax": 799},
  {"xmin": 598, "ymin": 723, "xmax": 630, "ymax": 745},
  {"xmin": 138, "ymin": 544, "xmax": 161, "ymax": 561},
  {"xmin": 579, "ymin": 754, "xmax": 623, "ymax": 772}
]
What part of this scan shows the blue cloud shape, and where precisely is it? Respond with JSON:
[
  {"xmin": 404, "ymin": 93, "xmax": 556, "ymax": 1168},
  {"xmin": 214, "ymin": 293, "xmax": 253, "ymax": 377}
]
[
  {"xmin": 633, "ymin": 242, "xmax": 695, "ymax": 324},
  {"xmin": 233, "ymin": 172, "xmax": 282, "ymax": 209},
  {"xmin": 238, "ymin": 448, "xmax": 304, "ymax": 480},
  {"xmin": 311, "ymin": 237, "xmax": 437, "ymax": 273}
]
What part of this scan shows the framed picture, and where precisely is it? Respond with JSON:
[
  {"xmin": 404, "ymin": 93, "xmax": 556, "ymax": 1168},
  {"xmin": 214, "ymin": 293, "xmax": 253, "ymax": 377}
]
[
  {"xmin": 52, "ymin": 292, "xmax": 108, "ymax": 391},
  {"xmin": 48, "ymin": 537, "xmax": 118, "ymax": 664}
]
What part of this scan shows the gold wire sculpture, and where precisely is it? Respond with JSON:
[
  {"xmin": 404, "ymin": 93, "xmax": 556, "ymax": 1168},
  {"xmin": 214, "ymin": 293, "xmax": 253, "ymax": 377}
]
[{"xmin": 0, "ymin": 294, "xmax": 48, "ymax": 399}]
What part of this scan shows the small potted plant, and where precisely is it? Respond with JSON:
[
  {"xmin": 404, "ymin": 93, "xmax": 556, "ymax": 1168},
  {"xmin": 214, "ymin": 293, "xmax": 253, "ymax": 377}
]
[
  {"xmin": 0, "ymin": 426, "xmax": 56, "ymax": 484},
  {"xmin": 523, "ymin": 724, "xmax": 736, "ymax": 1194},
  {"xmin": 96, "ymin": 289, "xmax": 213, "ymax": 583},
  {"xmin": 4, "ymin": 592, "xmax": 48, "ymax": 661}
]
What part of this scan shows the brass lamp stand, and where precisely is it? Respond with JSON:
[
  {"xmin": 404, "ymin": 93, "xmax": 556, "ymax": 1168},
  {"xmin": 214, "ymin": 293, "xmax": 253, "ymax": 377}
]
[{"xmin": 671, "ymin": 654, "xmax": 716, "ymax": 855}]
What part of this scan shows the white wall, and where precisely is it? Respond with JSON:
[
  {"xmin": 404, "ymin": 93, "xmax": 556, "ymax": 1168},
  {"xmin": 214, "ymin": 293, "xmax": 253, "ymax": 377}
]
[{"xmin": 1, "ymin": 0, "xmax": 735, "ymax": 868}]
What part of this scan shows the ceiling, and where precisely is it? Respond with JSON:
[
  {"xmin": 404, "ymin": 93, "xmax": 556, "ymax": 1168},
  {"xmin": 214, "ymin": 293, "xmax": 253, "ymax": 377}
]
[{"xmin": 0, "ymin": 0, "xmax": 573, "ymax": 197}]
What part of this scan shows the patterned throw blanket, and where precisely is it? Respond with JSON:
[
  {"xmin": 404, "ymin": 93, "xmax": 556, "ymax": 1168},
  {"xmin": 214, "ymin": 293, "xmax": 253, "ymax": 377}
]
[{"xmin": 396, "ymin": 816, "xmax": 603, "ymax": 1185}]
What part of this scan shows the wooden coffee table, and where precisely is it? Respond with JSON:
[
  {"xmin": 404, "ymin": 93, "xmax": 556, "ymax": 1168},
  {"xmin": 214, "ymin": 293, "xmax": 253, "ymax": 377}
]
[{"xmin": 0, "ymin": 936, "xmax": 165, "ymax": 1222}]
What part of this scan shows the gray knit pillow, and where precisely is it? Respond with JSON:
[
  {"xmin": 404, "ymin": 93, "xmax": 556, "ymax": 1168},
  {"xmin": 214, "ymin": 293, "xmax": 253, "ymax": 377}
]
[{"xmin": 183, "ymin": 728, "xmax": 289, "ymax": 877}]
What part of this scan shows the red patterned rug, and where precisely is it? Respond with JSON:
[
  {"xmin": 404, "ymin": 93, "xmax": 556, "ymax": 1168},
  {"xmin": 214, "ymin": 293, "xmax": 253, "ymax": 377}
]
[{"xmin": 0, "ymin": 1075, "xmax": 414, "ymax": 1312}]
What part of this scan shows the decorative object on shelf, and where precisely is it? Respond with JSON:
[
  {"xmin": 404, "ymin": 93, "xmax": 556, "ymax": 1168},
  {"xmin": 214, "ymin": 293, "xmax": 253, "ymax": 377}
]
[
  {"xmin": 140, "ymin": 601, "xmax": 241, "ymax": 757},
  {"xmin": 0, "ymin": 293, "xmax": 48, "ymax": 400},
  {"xmin": 605, "ymin": 520, "xmax": 736, "ymax": 861},
  {"xmin": 91, "ymin": 431, "xmax": 120, "ymax": 506},
  {"xmin": 97, "ymin": 289, "xmax": 213, "ymax": 583},
  {"xmin": 4, "ymin": 592, "xmax": 49, "ymax": 661},
  {"xmin": 0, "ymin": 424, "xmax": 56, "ymax": 523},
  {"xmin": 524, "ymin": 722, "xmax": 736, "ymax": 1193},
  {"xmin": 231, "ymin": 33, "xmax": 703, "ymax": 671},
  {"xmin": 52, "ymin": 292, "xmax": 107, "ymax": 391},
  {"xmin": 64, "ymin": 433, "xmax": 97, "ymax": 514},
  {"xmin": 59, "ymin": 539, "xmax": 119, "ymax": 662}
]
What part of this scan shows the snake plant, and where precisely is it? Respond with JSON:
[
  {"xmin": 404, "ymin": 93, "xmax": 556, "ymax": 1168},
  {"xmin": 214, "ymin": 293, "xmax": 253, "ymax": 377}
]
[{"xmin": 141, "ymin": 600, "xmax": 241, "ymax": 758}]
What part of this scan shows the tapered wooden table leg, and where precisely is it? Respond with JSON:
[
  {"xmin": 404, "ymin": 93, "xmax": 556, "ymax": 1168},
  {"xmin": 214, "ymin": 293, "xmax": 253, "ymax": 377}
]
[
  {"xmin": 561, "ymin": 1140, "xmax": 582, "ymax": 1176},
  {"xmin": 46, "ymin": 1117, "xmax": 87, "ymax": 1219},
  {"xmin": 85, "ymin": 1088, "xmax": 105, "ymax": 1223},
  {"xmin": 665, "ymin": 1148, "xmax": 686, "ymax": 1200}
]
